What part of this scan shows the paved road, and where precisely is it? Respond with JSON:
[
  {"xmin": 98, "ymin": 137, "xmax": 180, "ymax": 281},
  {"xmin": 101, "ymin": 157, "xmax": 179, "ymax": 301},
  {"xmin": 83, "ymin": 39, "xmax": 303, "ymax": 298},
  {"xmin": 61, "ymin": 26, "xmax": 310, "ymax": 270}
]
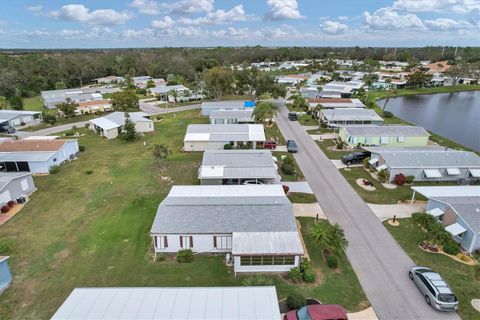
[
  {"xmin": 140, "ymin": 101, "xmax": 201, "ymax": 115},
  {"xmin": 275, "ymin": 103, "xmax": 459, "ymax": 320}
]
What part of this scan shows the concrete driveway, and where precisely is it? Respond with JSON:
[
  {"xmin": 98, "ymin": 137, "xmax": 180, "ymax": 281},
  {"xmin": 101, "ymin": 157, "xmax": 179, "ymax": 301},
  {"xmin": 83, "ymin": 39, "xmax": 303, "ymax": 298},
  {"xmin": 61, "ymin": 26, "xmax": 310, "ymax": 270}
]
[
  {"xmin": 275, "ymin": 101, "xmax": 458, "ymax": 320},
  {"xmin": 293, "ymin": 203, "xmax": 327, "ymax": 220},
  {"xmin": 367, "ymin": 202, "xmax": 427, "ymax": 221},
  {"xmin": 283, "ymin": 181, "xmax": 312, "ymax": 193}
]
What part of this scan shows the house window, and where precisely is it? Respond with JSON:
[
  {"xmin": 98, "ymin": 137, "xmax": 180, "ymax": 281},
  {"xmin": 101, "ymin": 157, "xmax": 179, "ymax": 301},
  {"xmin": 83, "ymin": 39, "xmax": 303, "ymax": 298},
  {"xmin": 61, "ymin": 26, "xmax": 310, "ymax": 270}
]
[
  {"xmin": 154, "ymin": 236, "xmax": 168, "ymax": 249},
  {"xmin": 380, "ymin": 136, "xmax": 389, "ymax": 144},
  {"xmin": 20, "ymin": 179, "xmax": 29, "ymax": 191},
  {"xmin": 397, "ymin": 136, "xmax": 405, "ymax": 142},
  {"xmin": 213, "ymin": 236, "xmax": 232, "ymax": 250},
  {"xmin": 240, "ymin": 255, "xmax": 296, "ymax": 266},
  {"xmin": 180, "ymin": 236, "xmax": 193, "ymax": 249}
]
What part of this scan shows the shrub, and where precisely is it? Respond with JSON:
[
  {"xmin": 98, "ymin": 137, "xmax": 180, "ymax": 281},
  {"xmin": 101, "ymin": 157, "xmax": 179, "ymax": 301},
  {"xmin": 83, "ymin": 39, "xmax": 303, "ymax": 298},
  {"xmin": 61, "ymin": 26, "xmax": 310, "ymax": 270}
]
[
  {"xmin": 79, "ymin": 145, "xmax": 86, "ymax": 152},
  {"xmin": 85, "ymin": 123, "xmax": 90, "ymax": 129},
  {"xmin": 377, "ymin": 169, "xmax": 388, "ymax": 183},
  {"xmin": 299, "ymin": 259, "xmax": 311, "ymax": 273},
  {"xmin": 443, "ymin": 240, "xmax": 460, "ymax": 256},
  {"xmin": 49, "ymin": 165, "xmax": 60, "ymax": 174},
  {"xmin": 336, "ymin": 140, "xmax": 344, "ymax": 150},
  {"xmin": 176, "ymin": 249, "xmax": 194, "ymax": 263},
  {"xmin": 283, "ymin": 155, "xmax": 294, "ymax": 165},
  {"xmin": 65, "ymin": 130, "xmax": 74, "ymax": 136},
  {"xmin": 241, "ymin": 275, "xmax": 274, "ymax": 286},
  {"xmin": 43, "ymin": 114, "xmax": 56, "ymax": 125},
  {"xmin": 7, "ymin": 200, "xmax": 14, "ymax": 207},
  {"xmin": 394, "ymin": 173, "xmax": 407, "ymax": 186},
  {"xmin": 0, "ymin": 239, "xmax": 13, "ymax": 255},
  {"xmin": 383, "ymin": 111, "xmax": 393, "ymax": 118},
  {"xmin": 156, "ymin": 253, "xmax": 166, "ymax": 262},
  {"xmin": 287, "ymin": 267, "xmax": 303, "ymax": 282},
  {"xmin": 281, "ymin": 163, "xmax": 295, "ymax": 175},
  {"xmin": 85, "ymin": 170, "xmax": 93, "ymax": 175},
  {"xmin": 302, "ymin": 268, "xmax": 317, "ymax": 283},
  {"xmin": 362, "ymin": 157, "xmax": 370, "ymax": 169},
  {"xmin": 286, "ymin": 293, "xmax": 306, "ymax": 310},
  {"xmin": 406, "ymin": 175, "xmax": 415, "ymax": 184},
  {"xmin": 224, "ymin": 144, "xmax": 233, "ymax": 150},
  {"xmin": 327, "ymin": 255, "xmax": 339, "ymax": 269},
  {"xmin": 282, "ymin": 185, "xmax": 290, "ymax": 194},
  {"xmin": 1, "ymin": 205, "xmax": 9, "ymax": 213},
  {"xmin": 411, "ymin": 212, "xmax": 438, "ymax": 232}
]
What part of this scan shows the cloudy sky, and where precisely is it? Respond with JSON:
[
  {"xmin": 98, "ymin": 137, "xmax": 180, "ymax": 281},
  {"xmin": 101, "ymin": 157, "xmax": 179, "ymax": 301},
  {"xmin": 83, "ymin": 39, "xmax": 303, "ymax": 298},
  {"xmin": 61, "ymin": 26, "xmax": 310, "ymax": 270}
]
[{"xmin": 1, "ymin": 0, "xmax": 479, "ymax": 48}]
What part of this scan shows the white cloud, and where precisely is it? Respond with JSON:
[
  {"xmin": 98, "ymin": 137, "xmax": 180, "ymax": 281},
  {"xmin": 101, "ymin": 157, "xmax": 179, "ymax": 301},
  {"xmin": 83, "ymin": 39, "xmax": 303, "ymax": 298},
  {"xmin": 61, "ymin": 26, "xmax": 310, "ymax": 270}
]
[
  {"xmin": 170, "ymin": 0, "xmax": 214, "ymax": 14},
  {"xmin": 130, "ymin": 0, "xmax": 162, "ymax": 15},
  {"xmin": 179, "ymin": 5, "xmax": 252, "ymax": 25},
  {"xmin": 49, "ymin": 4, "xmax": 132, "ymax": 26},
  {"xmin": 265, "ymin": 0, "xmax": 303, "ymax": 20},
  {"xmin": 321, "ymin": 20, "xmax": 348, "ymax": 34},
  {"xmin": 151, "ymin": 16, "xmax": 174, "ymax": 28},
  {"xmin": 363, "ymin": 7, "xmax": 424, "ymax": 30},
  {"xmin": 27, "ymin": 5, "xmax": 43, "ymax": 13},
  {"xmin": 212, "ymin": 27, "xmax": 260, "ymax": 40},
  {"xmin": 337, "ymin": 16, "xmax": 348, "ymax": 21},
  {"xmin": 424, "ymin": 18, "xmax": 473, "ymax": 30},
  {"xmin": 392, "ymin": 0, "xmax": 480, "ymax": 14}
]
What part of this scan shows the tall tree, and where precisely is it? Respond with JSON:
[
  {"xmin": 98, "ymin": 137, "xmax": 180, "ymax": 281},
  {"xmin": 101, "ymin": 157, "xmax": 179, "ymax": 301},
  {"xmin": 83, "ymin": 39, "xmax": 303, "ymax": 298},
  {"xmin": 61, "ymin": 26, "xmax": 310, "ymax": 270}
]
[
  {"xmin": 252, "ymin": 102, "xmax": 277, "ymax": 123},
  {"xmin": 8, "ymin": 96, "xmax": 23, "ymax": 110},
  {"xmin": 56, "ymin": 99, "xmax": 78, "ymax": 118},
  {"xmin": 119, "ymin": 113, "xmax": 137, "ymax": 142},
  {"xmin": 0, "ymin": 96, "xmax": 8, "ymax": 110},
  {"xmin": 111, "ymin": 90, "xmax": 139, "ymax": 111},
  {"xmin": 202, "ymin": 67, "xmax": 234, "ymax": 100}
]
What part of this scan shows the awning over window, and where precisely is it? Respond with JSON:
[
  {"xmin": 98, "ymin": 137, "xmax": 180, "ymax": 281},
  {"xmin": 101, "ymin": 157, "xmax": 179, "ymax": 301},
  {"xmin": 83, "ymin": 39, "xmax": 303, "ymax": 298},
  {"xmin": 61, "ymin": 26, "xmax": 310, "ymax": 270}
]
[
  {"xmin": 424, "ymin": 169, "xmax": 442, "ymax": 178},
  {"xmin": 445, "ymin": 223, "xmax": 467, "ymax": 236},
  {"xmin": 469, "ymin": 168, "xmax": 480, "ymax": 178},
  {"xmin": 446, "ymin": 168, "xmax": 461, "ymax": 175},
  {"xmin": 427, "ymin": 208, "xmax": 444, "ymax": 217},
  {"xmin": 368, "ymin": 158, "xmax": 379, "ymax": 165},
  {"xmin": 376, "ymin": 164, "xmax": 387, "ymax": 171}
]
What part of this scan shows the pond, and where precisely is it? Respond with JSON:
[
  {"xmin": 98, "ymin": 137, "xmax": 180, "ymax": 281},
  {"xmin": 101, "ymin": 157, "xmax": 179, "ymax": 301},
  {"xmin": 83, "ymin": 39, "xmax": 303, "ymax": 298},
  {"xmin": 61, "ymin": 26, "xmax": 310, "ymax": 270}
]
[{"xmin": 379, "ymin": 90, "xmax": 480, "ymax": 151}]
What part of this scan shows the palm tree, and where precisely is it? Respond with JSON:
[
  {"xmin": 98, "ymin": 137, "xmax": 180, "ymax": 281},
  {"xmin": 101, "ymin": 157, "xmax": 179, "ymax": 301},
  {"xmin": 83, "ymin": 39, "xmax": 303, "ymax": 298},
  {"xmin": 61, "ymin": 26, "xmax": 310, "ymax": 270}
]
[
  {"xmin": 309, "ymin": 223, "xmax": 331, "ymax": 256},
  {"xmin": 310, "ymin": 223, "xmax": 348, "ymax": 258},
  {"xmin": 328, "ymin": 223, "xmax": 348, "ymax": 254},
  {"xmin": 382, "ymin": 79, "xmax": 392, "ymax": 111},
  {"xmin": 169, "ymin": 89, "xmax": 178, "ymax": 104},
  {"xmin": 411, "ymin": 212, "xmax": 437, "ymax": 231},
  {"xmin": 252, "ymin": 102, "xmax": 277, "ymax": 123}
]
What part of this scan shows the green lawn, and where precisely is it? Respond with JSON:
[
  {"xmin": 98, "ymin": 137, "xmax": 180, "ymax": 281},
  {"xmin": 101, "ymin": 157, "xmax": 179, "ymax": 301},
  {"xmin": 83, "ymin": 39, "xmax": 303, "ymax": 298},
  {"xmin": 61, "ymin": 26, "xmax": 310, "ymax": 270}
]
[
  {"xmin": 0, "ymin": 109, "xmax": 368, "ymax": 318},
  {"xmin": 384, "ymin": 219, "xmax": 480, "ymax": 320},
  {"xmin": 21, "ymin": 96, "xmax": 44, "ymax": 112},
  {"xmin": 315, "ymin": 139, "xmax": 350, "ymax": 160},
  {"xmin": 298, "ymin": 114, "xmax": 318, "ymax": 126},
  {"xmin": 265, "ymin": 123, "xmax": 286, "ymax": 145},
  {"xmin": 287, "ymin": 193, "xmax": 317, "ymax": 203},
  {"xmin": 23, "ymin": 114, "xmax": 98, "ymax": 131},
  {"xmin": 274, "ymin": 151, "xmax": 305, "ymax": 182}
]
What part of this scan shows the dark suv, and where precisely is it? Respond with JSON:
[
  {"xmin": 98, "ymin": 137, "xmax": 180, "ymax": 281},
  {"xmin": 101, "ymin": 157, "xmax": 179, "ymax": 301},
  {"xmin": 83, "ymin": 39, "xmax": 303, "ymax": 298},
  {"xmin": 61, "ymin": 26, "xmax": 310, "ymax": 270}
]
[
  {"xmin": 288, "ymin": 112, "xmax": 297, "ymax": 121},
  {"xmin": 341, "ymin": 151, "xmax": 370, "ymax": 165},
  {"xmin": 287, "ymin": 140, "xmax": 298, "ymax": 153},
  {"xmin": 0, "ymin": 125, "xmax": 15, "ymax": 134}
]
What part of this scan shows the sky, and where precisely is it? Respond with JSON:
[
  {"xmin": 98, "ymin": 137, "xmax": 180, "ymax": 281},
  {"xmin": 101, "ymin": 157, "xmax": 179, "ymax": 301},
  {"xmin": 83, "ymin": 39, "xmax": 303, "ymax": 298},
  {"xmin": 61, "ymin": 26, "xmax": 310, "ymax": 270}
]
[{"xmin": 0, "ymin": 0, "xmax": 479, "ymax": 48}]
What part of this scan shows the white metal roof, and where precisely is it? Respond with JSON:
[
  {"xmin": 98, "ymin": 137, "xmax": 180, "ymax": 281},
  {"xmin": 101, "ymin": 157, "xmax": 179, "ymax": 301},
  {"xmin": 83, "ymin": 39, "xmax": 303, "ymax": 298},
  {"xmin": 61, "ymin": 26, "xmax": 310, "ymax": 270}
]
[
  {"xmin": 427, "ymin": 208, "xmax": 444, "ymax": 217},
  {"xmin": 51, "ymin": 287, "xmax": 281, "ymax": 320},
  {"xmin": 23, "ymin": 136, "xmax": 59, "ymax": 140},
  {"xmin": 446, "ymin": 168, "xmax": 461, "ymax": 175},
  {"xmin": 167, "ymin": 184, "xmax": 286, "ymax": 198},
  {"xmin": 198, "ymin": 166, "xmax": 225, "ymax": 178},
  {"xmin": 424, "ymin": 169, "xmax": 442, "ymax": 178},
  {"xmin": 89, "ymin": 117, "xmax": 119, "ymax": 131},
  {"xmin": 248, "ymin": 124, "xmax": 266, "ymax": 141},
  {"xmin": 470, "ymin": 169, "xmax": 480, "ymax": 177},
  {"xmin": 412, "ymin": 186, "xmax": 480, "ymax": 198},
  {"xmin": 368, "ymin": 157, "xmax": 379, "ymax": 164},
  {"xmin": 376, "ymin": 164, "xmax": 387, "ymax": 171},
  {"xmin": 232, "ymin": 232, "xmax": 304, "ymax": 255},
  {"xmin": 445, "ymin": 223, "xmax": 467, "ymax": 236}
]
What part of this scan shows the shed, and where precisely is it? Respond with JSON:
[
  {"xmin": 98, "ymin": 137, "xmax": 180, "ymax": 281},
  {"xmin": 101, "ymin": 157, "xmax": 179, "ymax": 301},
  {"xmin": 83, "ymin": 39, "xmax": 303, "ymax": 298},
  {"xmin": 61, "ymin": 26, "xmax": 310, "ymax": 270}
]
[{"xmin": 52, "ymin": 287, "xmax": 281, "ymax": 320}]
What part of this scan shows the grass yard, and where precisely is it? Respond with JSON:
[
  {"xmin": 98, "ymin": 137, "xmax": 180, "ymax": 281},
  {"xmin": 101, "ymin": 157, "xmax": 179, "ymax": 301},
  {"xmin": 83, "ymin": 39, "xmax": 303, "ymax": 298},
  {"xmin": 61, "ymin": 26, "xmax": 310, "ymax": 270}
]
[
  {"xmin": 384, "ymin": 219, "xmax": 480, "ymax": 320},
  {"xmin": 274, "ymin": 151, "xmax": 305, "ymax": 182},
  {"xmin": 0, "ymin": 108, "xmax": 368, "ymax": 318},
  {"xmin": 315, "ymin": 139, "xmax": 350, "ymax": 160},
  {"xmin": 297, "ymin": 114, "xmax": 318, "ymax": 126},
  {"xmin": 21, "ymin": 96, "xmax": 44, "ymax": 112},
  {"xmin": 265, "ymin": 122, "xmax": 286, "ymax": 145},
  {"xmin": 287, "ymin": 193, "xmax": 317, "ymax": 203}
]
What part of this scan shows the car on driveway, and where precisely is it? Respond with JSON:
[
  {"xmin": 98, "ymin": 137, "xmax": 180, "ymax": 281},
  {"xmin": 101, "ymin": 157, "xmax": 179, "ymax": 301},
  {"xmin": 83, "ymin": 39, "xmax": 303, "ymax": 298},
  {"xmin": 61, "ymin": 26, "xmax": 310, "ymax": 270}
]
[
  {"xmin": 264, "ymin": 140, "xmax": 277, "ymax": 150},
  {"xmin": 284, "ymin": 304, "xmax": 348, "ymax": 320},
  {"xmin": 341, "ymin": 151, "xmax": 370, "ymax": 165},
  {"xmin": 0, "ymin": 125, "xmax": 15, "ymax": 134},
  {"xmin": 287, "ymin": 140, "xmax": 298, "ymax": 153},
  {"xmin": 288, "ymin": 112, "xmax": 298, "ymax": 121},
  {"xmin": 409, "ymin": 266, "xmax": 458, "ymax": 311}
]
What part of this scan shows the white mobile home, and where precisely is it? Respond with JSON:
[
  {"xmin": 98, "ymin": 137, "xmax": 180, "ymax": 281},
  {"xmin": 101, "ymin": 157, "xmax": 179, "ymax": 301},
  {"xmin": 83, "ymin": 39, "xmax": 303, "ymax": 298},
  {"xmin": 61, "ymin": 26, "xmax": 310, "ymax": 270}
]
[
  {"xmin": 209, "ymin": 109, "xmax": 254, "ymax": 124},
  {"xmin": 320, "ymin": 108, "xmax": 384, "ymax": 127},
  {"xmin": 307, "ymin": 98, "xmax": 365, "ymax": 109},
  {"xmin": 0, "ymin": 111, "xmax": 42, "ymax": 128},
  {"xmin": 198, "ymin": 150, "xmax": 280, "ymax": 185},
  {"xmin": 0, "ymin": 139, "xmax": 79, "ymax": 174},
  {"xmin": 52, "ymin": 287, "xmax": 281, "ymax": 320},
  {"xmin": 150, "ymin": 185, "xmax": 304, "ymax": 274},
  {"xmin": 184, "ymin": 124, "xmax": 266, "ymax": 151},
  {"xmin": 201, "ymin": 100, "xmax": 254, "ymax": 116},
  {"xmin": 89, "ymin": 112, "xmax": 153, "ymax": 139},
  {"xmin": 0, "ymin": 172, "xmax": 36, "ymax": 206}
]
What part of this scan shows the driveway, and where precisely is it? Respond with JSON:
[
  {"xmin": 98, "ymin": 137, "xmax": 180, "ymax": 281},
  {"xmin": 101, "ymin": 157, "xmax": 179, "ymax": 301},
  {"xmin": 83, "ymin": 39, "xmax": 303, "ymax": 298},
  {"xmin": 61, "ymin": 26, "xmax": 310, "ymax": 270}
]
[
  {"xmin": 293, "ymin": 203, "xmax": 327, "ymax": 219},
  {"xmin": 275, "ymin": 101, "xmax": 458, "ymax": 320},
  {"xmin": 283, "ymin": 181, "xmax": 312, "ymax": 193},
  {"xmin": 367, "ymin": 202, "xmax": 427, "ymax": 221},
  {"xmin": 140, "ymin": 102, "xmax": 201, "ymax": 116}
]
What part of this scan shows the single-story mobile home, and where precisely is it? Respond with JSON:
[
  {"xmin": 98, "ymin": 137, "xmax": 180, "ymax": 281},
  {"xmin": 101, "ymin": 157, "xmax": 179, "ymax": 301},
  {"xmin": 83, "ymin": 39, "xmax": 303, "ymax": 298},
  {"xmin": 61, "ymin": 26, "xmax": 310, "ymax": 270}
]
[
  {"xmin": 52, "ymin": 286, "xmax": 281, "ymax": 320},
  {"xmin": 184, "ymin": 124, "xmax": 266, "ymax": 151},
  {"xmin": 89, "ymin": 112, "xmax": 153, "ymax": 139},
  {"xmin": 0, "ymin": 139, "xmax": 79, "ymax": 174},
  {"xmin": 150, "ymin": 185, "xmax": 304, "ymax": 274},
  {"xmin": 339, "ymin": 125, "xmax": 430, "ymax": 147},
  {"xmin": 307, "ymin": 98, "xmax": 365, "ymax": 109},
  {"xmin": 412, "ymin": 186, "xmax": 480, "ymax": 253},
  {"xmin": 0, "ymin": 256, "xmax": 12, "ymax": 294},
  {"xmin": 0, "ymin": 172, "xmax": 35, "ymax": 206},
  {"xmin": 365, "ymin": 146, "xmax": 480, "ymax": 183},
  {"xmin": 76, "ymin": 99, "xmax": 112, "ymax": 115},
  {"xmin": 320, "ymin": 108, "xmax": 384, "ymax": 127},
  {"xmin": 198, "ymin": 150, "xmax": 280, "ymax": 185},
  {"xmin": 209, "ymin": 109, "xmax": 254, "ymax": 124},
  {"xmin": 201, "ymin": 100, "xmax": 254, "ymax": 116},
  {"xmin": 0, "ymin": 110, "xmax": 42, "ymax": 128}
]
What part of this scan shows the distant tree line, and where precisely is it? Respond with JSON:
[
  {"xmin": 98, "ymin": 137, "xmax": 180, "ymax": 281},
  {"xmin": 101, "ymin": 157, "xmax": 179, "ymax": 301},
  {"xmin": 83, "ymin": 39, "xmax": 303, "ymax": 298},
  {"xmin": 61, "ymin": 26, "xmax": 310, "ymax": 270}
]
[{"xmin": 1, "ymin": 46, "xmax": 479, "ymax": 99}]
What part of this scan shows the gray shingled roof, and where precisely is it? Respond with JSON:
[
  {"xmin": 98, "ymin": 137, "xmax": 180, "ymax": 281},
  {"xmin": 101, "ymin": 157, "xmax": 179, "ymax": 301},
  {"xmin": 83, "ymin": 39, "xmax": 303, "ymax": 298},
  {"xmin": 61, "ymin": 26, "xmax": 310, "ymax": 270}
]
[
  {"xmin": 432, "ymin": 196, "xmax": 480, "ymax": 233},
  {"xmin": 343, "ymin": 125, "xmax": 429, "ymax": 137},
  {"xmin": 150, "ymin": 194, "xmax": 296, "ymax": 234},
  {"xmin": 367, "ymin": 147, "xmax": 480, "ymax": 168}
]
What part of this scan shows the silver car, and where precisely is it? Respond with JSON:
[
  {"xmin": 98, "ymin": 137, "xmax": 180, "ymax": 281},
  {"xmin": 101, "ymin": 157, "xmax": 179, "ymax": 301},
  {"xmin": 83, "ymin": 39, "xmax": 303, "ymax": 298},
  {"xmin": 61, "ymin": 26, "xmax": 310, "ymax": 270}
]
[{"xmin": 409, "ymin": 266, "xmax": 459, "ymax": 311}]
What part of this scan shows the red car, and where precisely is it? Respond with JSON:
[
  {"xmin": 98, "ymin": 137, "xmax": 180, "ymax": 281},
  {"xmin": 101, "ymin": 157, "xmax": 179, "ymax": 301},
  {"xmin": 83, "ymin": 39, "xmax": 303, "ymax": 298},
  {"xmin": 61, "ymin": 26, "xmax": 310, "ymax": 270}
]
[
  {"xmin": 284, "ymin": 304, "xmax": 348, "ymax": 320},
  {"xmin": 264, "ymin": 140, "xmax": 277, "ymax": 150}
]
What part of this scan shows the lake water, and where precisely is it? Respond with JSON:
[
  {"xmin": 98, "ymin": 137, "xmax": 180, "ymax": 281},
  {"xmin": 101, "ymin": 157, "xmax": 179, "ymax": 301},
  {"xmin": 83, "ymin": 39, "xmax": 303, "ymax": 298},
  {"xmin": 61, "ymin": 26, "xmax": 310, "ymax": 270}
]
[{"xmin": 378, "ymin": 90, "xmax": 480, "ymax": 151}]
